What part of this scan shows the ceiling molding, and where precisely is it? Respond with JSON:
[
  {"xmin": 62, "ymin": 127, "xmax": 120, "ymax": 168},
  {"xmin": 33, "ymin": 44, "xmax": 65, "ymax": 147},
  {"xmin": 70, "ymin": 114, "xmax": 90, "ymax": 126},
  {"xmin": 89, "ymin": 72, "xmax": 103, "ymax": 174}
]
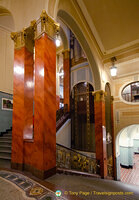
[
  {"xmin": 75, "ymin": 0, "xmax": 139, "ymax": 61},
  {"xmin": 76, "ymin": 0, "xmax": 105, "ymax": 53}
]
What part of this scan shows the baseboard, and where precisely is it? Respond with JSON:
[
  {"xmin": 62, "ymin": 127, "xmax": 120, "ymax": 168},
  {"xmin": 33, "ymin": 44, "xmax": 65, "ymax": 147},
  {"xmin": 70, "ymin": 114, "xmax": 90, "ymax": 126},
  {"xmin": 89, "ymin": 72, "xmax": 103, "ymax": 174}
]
[{"xmin": 24, "ymin": 164, "xmax": 56, "ymax": 180}]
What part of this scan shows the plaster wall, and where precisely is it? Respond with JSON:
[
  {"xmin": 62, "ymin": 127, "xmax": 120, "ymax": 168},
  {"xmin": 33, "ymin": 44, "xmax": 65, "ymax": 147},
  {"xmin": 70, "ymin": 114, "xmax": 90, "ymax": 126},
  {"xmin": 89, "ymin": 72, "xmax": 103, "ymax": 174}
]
[{"xmin": 114, "ymin": 72, "xmax": 139, "ymax": 136}]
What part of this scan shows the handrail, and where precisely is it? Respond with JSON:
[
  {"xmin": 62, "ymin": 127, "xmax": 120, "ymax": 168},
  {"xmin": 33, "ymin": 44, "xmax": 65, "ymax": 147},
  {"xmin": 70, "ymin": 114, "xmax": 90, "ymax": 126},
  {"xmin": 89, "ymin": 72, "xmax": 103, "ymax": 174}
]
[
  {"xmin": 56, "ymin": 143, "xmax": 100, "ymax": 175},
  {"xmin": 56, "ymin": 143, "xmax": 96, "ymax": 160},
  {"xmin": 56, "ymin": 112, "xmax": 70, "ymax": 132}
]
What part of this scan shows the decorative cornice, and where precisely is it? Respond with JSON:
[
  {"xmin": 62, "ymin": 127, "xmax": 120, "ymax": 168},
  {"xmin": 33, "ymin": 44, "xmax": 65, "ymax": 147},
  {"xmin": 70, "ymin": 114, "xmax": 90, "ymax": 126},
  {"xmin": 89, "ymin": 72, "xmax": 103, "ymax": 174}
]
[
  {"xmin": 34, "ymin": 10, "xmax": 59, "ymax": 40},
  {"xmin": 92, "ymin": 90, "xmax": 106, "ymax": 102},
  {"xmin": 11, "ymin": 26, "xmax": 34, "ymax": 53},
  {"xmin": 62, "ymin": 49, "xmax": 70, "ymax": 59}
]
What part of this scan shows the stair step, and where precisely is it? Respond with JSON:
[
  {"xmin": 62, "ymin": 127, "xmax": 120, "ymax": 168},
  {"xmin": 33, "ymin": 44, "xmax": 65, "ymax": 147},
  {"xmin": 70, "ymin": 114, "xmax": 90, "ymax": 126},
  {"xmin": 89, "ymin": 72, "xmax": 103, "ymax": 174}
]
[
  {"xmin": 0, "ymin": 151, "xmax": 11, "ymax": 157},
  {"xmin": 0, "ymin": 145, "xmax": 11, "ymax": 151},
  {"xmin": 0, "ymin": 141, "xmax": 12, "ymax": 144},
  {"xmin": 0, "ymin": 137, "xmax": 12, "ymax": 141},
  {"xmin": 8, "ymin": 131, "xmax": 12, "ymax": 134},
  {"xmin": 0, "ymin": 155, "xmax": 11, "ymax": 160},
  {"xmin": 0, "ymin": 149, "xmax": 11, "ymax": 153},
  {"xmin": 3, "ymin": 133, "xmax": 12, "ymax": 136}
]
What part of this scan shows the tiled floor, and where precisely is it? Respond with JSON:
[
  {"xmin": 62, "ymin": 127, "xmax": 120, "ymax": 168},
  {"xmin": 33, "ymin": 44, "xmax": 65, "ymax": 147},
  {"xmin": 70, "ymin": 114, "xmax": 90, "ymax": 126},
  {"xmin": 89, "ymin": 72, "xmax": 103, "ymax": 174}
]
[
  {"xmin": 120, "ymin": 154, "xmax": 139, "ymax": 186},
  {"xmin": 47, "ymin": 174, "xmax": 139, "ymax": 200},
  {"xmin": 0, "ymin": 170, "xmax": 67, "ymax": 200},
  {"xmin": 0, "ymin": 166, "xmax": 139, "ymax": 200}
]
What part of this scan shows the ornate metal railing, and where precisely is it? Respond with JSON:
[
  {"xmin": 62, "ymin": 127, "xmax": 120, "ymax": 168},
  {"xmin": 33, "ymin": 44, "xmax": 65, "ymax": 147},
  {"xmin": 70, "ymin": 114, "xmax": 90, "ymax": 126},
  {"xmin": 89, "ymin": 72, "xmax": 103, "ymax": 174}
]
[
  {"xmin": 107, "ymin": 156, "xmax": 113, "ymax": 177},
  {"xmin": 56, "ymin": 104, "xmax": 70, "ymax": 131},
  {"xmin": 56, "ymin": 143, "xmax": 100, "ymax": 175}
]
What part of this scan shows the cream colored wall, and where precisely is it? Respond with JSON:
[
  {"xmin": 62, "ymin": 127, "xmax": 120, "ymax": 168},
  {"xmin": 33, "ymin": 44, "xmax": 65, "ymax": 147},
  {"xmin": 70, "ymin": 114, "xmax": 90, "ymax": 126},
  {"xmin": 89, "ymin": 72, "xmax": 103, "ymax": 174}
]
[
  {"xmin": 0, "ymin": 0, "xmax": 50, "ymax": 95},
  {"xmin": 56, "ymin": 119, "xmax": 71, "ymax": 148},
  {"xmin": 0, "ymin": 27, "xmax": 14, "ymax": 94},
  {"xmin": 0, "ymin": 0, "xmax": 49, "ymax": 31},
  {"xmin": 114, "ymin": 72, "xmax": 139, "ymax": 137},
  {"xmin": 22, "ymin": 0, "xmax": 49, "ymax": 29}
]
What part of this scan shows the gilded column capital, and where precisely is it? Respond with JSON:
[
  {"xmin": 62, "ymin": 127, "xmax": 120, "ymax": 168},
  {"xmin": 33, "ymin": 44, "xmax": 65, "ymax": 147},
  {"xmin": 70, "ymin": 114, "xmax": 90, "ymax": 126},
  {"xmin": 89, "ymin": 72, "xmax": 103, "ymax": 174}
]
[
  {"xmin": 11, "ymin": 26, "xmax": 34, "ymax": 53},
  {"xmin": 62, "ymin": 49, "xmax": 70, "ymax": 59},
  {"xmin": 92, "ymin": 90, "xmax": 106, "ymax": 102},
  {"xmin": 34, "ymin": 9, "xmax": 60, "ymax": 40}
]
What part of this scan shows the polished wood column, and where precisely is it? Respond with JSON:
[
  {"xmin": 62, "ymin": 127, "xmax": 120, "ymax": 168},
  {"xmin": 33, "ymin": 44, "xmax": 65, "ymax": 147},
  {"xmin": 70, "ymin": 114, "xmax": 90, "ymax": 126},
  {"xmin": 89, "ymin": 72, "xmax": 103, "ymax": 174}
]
[
  {"xmin": 93, "ymin": 90, "xmax": 107, "ymax": 178},
  {"xmin": 63, "ymin": 49, "xmax": 70, "ymax": 111},
  {"xmin": 111, "ymin": 96, "xmax": 116, "ymax": 179},
  {"xmin": 11, "ymin": 28, "xmax": 34, "ymax": 169}
]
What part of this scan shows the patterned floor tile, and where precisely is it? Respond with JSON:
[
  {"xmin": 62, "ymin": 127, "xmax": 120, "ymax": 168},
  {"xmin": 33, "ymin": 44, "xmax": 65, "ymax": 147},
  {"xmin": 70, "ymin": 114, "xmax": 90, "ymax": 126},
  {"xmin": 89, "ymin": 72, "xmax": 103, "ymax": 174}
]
[
  {"xmin": 121, "ymin": 154, "xmax": 139, "ymax": 186},
  {"xmin": 0, "ymin": 170, "xmax": 67, "ymax": 200}
]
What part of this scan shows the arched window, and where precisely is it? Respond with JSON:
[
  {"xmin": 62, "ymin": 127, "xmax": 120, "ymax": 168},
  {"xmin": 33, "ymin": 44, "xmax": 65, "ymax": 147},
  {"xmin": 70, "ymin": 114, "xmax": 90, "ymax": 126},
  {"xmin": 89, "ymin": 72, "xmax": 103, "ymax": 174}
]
[{"xmin": 122, "ymin": 82, "xmax": 139, "ymax": 102}]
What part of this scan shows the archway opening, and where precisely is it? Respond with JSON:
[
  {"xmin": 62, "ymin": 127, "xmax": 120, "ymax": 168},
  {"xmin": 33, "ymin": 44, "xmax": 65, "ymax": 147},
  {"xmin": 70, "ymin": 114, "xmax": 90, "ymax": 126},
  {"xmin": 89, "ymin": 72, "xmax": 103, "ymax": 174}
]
[
  {"xmin": 116, "ymin": 125, "xmax": 139, "ymax": 186},
  {"xmin": 57, "ymin": 9, "xmax": 101, "ymax": 90}
]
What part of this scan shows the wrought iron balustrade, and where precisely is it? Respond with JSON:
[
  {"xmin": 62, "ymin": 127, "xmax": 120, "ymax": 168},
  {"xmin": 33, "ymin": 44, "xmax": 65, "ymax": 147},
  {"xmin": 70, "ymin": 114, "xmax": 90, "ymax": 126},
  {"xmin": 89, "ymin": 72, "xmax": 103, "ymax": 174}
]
[
  {"xmin": 56, "ymin": 143, "xmax": 100, "ymax": 175},
  {"xmin": 107, "ymin": 156, "xmax": 114, "ymax": 177}
]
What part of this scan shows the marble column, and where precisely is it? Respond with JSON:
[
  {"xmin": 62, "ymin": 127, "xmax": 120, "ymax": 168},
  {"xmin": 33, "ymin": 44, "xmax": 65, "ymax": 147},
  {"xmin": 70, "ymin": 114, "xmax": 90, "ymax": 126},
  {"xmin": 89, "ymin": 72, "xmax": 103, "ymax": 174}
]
[
  {"xmin": 111, "ymin": 96, "xmax": 116, "ymax": 179},
  {"xmin": 11, "ymin": 27, "xmax": 34, "ymax": 169},
  {"xmin": 27, "ymin": 10, "xmax": 59, "ymax": 178},
  {"xmin": 93, "ymin": 90, "xmax": 107, "ymax": 178},
  {"xmin": 62, "ymin": 49, "xmax": 70, "ymax": 111}
]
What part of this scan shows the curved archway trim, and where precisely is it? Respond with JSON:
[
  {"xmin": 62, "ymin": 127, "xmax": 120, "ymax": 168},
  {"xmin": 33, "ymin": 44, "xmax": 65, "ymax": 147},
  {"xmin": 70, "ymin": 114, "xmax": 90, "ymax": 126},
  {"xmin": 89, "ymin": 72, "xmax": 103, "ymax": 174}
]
[{"xmin": 57, "ymin": 9, "xmax": 101, "ymax": 90}]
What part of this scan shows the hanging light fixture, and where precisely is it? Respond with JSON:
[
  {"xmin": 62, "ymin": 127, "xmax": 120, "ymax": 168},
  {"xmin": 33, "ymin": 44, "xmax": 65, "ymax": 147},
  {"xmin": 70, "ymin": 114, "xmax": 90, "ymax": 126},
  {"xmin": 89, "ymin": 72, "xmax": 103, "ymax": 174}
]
[
  {"xmin": 55, "ymin": 33, "xmax": 61, "ymax": 47},
  {"xmin": 110, "ymin": 57, "xmax": 117, "ymax": 77}
]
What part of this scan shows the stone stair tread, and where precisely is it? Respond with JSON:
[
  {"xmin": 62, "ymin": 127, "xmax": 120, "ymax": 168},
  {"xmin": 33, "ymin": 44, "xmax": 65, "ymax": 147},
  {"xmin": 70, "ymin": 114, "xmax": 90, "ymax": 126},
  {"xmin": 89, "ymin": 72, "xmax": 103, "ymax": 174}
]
[
  {"xmin": 0, "ymin": 155, "xmax": 11, "ymax": 160},
  {"xmin": 0, "ymin": 141, "xmax": 12, "ymax": 143},
  {"xmin": 4, "ymin": 135, "xmax": 12, "ymax": 137},
  {"xmin": 0, "ymin": 144, "xmax": 11, "ymax": 147},
  {"xmin": 0, "ymin": 136, "xmax": 12, "ymax": 141},
  {"xmin": 0, "ymin": 149, "xmax": 11, "ymax": 153}
]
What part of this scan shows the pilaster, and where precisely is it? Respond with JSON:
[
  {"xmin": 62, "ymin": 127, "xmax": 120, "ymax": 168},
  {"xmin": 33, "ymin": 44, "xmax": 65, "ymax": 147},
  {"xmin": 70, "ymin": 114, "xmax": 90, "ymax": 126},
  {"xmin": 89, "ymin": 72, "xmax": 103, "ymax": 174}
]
[{"xmin": 93, "ymin": 90, "xmax": 107, "ymax": 178}]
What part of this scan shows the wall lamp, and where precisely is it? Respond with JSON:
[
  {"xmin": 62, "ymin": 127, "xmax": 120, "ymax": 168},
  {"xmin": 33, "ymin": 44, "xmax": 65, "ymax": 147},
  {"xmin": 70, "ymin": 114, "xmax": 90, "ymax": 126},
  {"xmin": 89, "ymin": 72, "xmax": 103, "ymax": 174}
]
[{"xmin": 110, "ymin": 57, "xmax": 117, "ymax": 77}]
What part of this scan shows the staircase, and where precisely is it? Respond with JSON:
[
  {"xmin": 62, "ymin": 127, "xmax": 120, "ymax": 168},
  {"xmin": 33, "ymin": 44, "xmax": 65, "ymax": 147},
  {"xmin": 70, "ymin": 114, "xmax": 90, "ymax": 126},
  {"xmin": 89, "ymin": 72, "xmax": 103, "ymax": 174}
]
[{"xmin": 0, "ymin": 129, "xmax": 12, "ymax": 168}]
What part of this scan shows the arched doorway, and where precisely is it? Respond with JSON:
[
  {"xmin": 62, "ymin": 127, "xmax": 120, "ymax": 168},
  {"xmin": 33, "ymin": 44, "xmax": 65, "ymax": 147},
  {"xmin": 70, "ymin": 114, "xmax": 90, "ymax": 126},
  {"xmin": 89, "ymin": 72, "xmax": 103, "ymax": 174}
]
[
  {"xmin": 71, "ymin": 82, "xmax": 95, "ymax": 152},
  {"xmin": 116, "ymin": 125, "xmax": 139, "ymax": 186}
]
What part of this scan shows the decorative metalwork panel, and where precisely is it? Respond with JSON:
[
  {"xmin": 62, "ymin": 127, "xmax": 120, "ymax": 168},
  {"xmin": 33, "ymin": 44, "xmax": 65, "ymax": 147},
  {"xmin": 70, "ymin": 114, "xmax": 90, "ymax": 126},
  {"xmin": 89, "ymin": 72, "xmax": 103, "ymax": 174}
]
[
  {"xmin": 56, "ymin": 144, "xmax": 100, "ymax": 175},
  {"xmin": 71, "ymin": 82, "xmax": 94, "ymax": 152},
  {"xmin": 107, "ymin": 156, "xmax": 113, "ymax": 177}
]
